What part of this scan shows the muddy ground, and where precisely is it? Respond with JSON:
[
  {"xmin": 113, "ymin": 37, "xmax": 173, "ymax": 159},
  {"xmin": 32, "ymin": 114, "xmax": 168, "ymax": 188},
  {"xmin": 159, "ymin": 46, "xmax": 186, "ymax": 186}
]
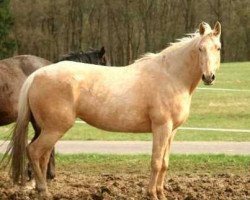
[{"xmin": 0, "ymin": 170, "xmax": 249, "ymax": 200}]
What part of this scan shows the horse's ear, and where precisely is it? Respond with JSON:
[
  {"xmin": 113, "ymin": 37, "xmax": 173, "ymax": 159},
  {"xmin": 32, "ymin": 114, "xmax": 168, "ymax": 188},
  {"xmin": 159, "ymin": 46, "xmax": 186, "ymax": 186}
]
[
  {"xmin": 213, "ymin": 21, "xmax": 221, "ymax": 37},
  {"xmin": 100, "ymin": 46, "xmax": 105, "ymax": 57},
  {"xmin": 199, "ymin": 22, "xmax": 206, "ymax": 35}
]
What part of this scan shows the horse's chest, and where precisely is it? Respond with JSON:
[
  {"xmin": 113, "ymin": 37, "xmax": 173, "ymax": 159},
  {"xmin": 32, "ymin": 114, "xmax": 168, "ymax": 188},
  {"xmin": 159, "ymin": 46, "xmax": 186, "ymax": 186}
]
[
  {"xmin": 149, "ymin": 94, "xmax": 191, "ymax": 128},
  {"xmin": 171, "ymin": 99, "xmax": 191, "ymax": 128}
]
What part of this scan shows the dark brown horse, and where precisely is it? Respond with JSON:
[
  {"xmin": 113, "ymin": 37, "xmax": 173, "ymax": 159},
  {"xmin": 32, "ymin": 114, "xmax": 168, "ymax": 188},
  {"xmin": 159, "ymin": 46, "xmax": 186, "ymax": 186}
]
[
  {"xmin": 0, "ymin": 55, "xmax": 51, "ymax": 126},
  {"xmin": 59, "ymin": 47, "xmax": 106, "ymax": 65},
  {"xmin": 0, "ymin": 47, "xmax": 106, "ymax": 179}
]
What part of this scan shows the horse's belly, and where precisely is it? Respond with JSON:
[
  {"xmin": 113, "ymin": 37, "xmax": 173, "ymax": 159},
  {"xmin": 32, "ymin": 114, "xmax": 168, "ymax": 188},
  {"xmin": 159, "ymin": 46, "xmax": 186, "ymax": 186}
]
[
  {"xmin": 84, "ymin": 118, "xmax": 151, "ymax": 133},
  {"xmin": 76, "ymin": 101, "xmax": 151, "ymax": 133}
]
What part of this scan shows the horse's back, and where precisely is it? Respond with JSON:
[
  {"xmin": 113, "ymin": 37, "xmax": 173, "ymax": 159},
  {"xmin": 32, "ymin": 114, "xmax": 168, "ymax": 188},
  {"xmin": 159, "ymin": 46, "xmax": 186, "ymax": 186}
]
[
  {"xmin": 1, "ymin": 55, "xmax": 51, "ymax": 75},
  {"xmin": 0, "ymin": 55, "xmax": 51, "ymax": 85}
]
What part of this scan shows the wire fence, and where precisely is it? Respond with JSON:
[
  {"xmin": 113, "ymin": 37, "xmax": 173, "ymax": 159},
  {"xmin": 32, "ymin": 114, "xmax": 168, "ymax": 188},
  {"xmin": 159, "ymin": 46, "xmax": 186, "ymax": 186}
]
[
  {"xmin": 75, "ymin": 121, "xmax": 250, "ymax": 133},
  {"xmin": 197, "ymin": 87, "xmax": 250, "ymax": 92}
]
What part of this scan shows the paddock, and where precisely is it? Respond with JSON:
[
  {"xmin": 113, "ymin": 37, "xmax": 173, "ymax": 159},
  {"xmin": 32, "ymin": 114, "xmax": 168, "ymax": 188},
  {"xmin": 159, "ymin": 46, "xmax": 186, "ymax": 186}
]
[
  {"xmin": 0, "ymin": 154, "xmax": 249, "ymax": 199},
  {"xmin": 0, "ymin": 62, "xmax": 249, "ymax": 199}
]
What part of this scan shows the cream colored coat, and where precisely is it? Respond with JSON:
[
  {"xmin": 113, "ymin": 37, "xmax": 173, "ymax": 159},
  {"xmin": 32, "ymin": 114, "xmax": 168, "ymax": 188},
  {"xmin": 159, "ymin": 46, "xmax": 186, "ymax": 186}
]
[{"xmin": 9, "ymin": 22, "xmax": 221, "ymax": 200}]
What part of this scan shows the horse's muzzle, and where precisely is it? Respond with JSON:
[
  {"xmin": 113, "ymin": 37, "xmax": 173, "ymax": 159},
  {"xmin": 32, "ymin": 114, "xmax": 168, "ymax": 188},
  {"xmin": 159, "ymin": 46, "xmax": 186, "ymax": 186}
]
[{"xmin": 202, "ymin": 74, "xmax": 215, "ymax": 85}]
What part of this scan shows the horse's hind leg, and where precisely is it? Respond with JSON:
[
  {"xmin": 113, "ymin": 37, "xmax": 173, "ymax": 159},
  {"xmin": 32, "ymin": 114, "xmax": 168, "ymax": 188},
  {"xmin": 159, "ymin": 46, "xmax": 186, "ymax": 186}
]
[
  {"xmin": 29, "ymin": 117, "xmax": 56, "ymax": 180},
  {"xmin": 27, "ymin": 118, "xmax": 40, "ymax": 180},
  {"xmin": 46, "ymin": 148, "xmax": 55, "ymax": 180},
  {"xmin": 26, "ymin": 130, "xmax": 65, "ymax": 195}
]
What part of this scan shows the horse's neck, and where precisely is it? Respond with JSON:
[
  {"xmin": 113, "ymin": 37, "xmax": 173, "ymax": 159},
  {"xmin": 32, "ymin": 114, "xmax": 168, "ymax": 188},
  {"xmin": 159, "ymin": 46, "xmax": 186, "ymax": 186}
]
[{"xmin": 163, "ymin": 39, "xmax": 201, "ymax": 94}]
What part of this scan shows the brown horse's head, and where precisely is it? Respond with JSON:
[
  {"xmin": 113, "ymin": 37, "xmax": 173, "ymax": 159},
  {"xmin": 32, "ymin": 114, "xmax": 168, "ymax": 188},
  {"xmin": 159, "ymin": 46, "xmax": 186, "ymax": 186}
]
[{"xmin": 59, "ymin": 47, "xmax": 107, "ymax": 66}]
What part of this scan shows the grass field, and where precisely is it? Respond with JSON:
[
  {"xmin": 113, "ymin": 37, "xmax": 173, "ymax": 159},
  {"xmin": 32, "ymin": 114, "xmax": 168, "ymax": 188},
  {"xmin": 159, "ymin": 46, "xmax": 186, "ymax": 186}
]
[
  {"xmin": 55, "ymin": 154, "xmax": 250, "ymax": 175},
  {"xmin": 0, "ymin": 62, "xmax": 249, "ymax": 141},
  {"xmin": 1, "ymin": 153, "xmax": 249, "ymax": 175}
]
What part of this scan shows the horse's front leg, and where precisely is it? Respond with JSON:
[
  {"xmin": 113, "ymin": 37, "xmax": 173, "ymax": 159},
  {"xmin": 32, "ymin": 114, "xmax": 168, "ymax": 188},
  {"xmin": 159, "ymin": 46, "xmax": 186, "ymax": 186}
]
[
  {"xmin": 156, "ymin": 130, "xmax": 176, "ymax": 199},
  {"xmin": 148, "ymin": 122, "xmax": 172, "ymax": 200}
]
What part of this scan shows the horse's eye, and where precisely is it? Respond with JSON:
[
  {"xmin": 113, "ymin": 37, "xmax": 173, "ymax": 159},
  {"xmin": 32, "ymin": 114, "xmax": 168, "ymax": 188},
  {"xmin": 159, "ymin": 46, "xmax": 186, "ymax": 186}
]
[
  {"xmin": 217, "ymin": 47, "xmax": 221, "ymax": 51},
  {"xmin": 199, "ymin": 47, "xmax": 202, "ymax": 52}
]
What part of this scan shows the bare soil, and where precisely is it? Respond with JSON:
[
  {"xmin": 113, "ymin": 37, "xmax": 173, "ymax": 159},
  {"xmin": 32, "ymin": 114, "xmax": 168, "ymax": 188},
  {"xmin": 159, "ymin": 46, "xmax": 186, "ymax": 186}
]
[{"xmin": 0, "ymin": 170, "xmax": 249, "ymax": 200}]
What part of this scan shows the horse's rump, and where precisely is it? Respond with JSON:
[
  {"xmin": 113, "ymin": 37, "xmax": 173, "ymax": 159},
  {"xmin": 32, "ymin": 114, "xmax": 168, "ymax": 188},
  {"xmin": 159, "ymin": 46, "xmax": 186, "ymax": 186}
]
[{"xmin": 0, "ymin": 55, "xmax": 51, "ymax": 125}]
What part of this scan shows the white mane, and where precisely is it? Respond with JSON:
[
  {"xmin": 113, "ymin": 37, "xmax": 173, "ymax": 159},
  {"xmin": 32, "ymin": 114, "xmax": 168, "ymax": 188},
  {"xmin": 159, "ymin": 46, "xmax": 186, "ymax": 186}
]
[
  {"xmin": 134, "ymin": 53, "xmax": 157, "ymax": 63},
  {"xmin": 134, "ymin": 22, "xmax": 213, "ymax": 63}
]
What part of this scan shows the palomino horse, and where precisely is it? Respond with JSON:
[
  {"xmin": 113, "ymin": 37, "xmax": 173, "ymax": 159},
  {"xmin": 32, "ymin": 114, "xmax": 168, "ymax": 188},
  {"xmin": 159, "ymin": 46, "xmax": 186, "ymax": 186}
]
[
  {"xmin": 0, "ymin": 47, "xmax": 106, "ymax": 179},
  {"xmin": 7, "ymin": 22, "xmax": 221, "ymax": 199}
]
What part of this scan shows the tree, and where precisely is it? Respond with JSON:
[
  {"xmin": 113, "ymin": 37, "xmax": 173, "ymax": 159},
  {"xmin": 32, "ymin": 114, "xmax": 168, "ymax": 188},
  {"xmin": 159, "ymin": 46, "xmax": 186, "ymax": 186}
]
[
  {"xmin": 0, "ymin": 0, "xmax": 16, "ymax": 59},
  {"xmin": 7, "ymin": 0, "xmax": 250, "ymax": 63}
]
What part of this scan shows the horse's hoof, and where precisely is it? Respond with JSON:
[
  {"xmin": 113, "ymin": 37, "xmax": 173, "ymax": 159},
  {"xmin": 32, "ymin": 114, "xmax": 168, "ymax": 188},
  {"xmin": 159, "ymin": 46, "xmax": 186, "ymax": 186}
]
[
  {"xmin": 47, "ymin": 171, "xmax": 55, "ymax": 180},
  {"xmin": 158, "ymin": 194, "xmax": 167, "ymax": 200},
  {"xmin": 38, "ymin": 190, "xmax": 52, "ymax": 200},
  {"xmin": 36, "ymin": 185, "xmax": 51, "ymax": 198},
  {"xmin": 148, "ymin": 193, "xmax": 159, "ymax": 200},
  {"xmin": 157, "ymin": 190, "xmax": 167, "ymax": 200},
  {"xmin": 24, "ymin": 179, "xmax": 36, "ymax": 190},
  {"xmin": 149, "ymin": 197, "xmax": 159, "ymax": 200}
]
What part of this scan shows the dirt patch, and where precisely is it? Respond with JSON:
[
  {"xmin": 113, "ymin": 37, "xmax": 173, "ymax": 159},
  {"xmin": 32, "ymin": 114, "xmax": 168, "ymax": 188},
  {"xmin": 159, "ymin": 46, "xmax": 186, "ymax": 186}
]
[{"xmin": 0, "ymin": 170, "xmax": 249, "ymax": 200}]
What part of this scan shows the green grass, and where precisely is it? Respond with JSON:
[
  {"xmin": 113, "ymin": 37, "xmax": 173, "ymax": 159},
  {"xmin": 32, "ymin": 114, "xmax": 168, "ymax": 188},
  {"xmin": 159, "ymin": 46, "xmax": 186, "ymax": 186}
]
[
  {"xmin": 1, "ymin": 123, "xmax": 250, "ymax": 141},
  {"xmin": 1, "ymin": 153, "xmax": 248, "ymax": 175},
  {"xmin": 199, "ymin": 62, "xmax": 250, "ymax": 90},
  {"xmin": 55, "ymin": 154, "xmax": 250, "ymax": 175},
  {"xmin": 0, "ymin": 153, "xmax": 248, "ymax": 182},
  {"xmin": 0, "ymin": 62, "xmax": 249, "ymax": 141}
]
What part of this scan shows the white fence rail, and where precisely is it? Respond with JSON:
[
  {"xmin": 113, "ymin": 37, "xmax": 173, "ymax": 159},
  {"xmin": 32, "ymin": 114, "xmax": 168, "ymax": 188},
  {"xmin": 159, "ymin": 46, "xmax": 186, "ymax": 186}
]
[
  {"xmin": 75, "ymin": 121, "xmax": 250, "ymax": 133},
  {"xmin": 197, "ymin": 87, "xmax": 250, "ymax": 92},
  {"xmin": 73, "ymin": 86, "xmax": 250, "ymax": 133}
]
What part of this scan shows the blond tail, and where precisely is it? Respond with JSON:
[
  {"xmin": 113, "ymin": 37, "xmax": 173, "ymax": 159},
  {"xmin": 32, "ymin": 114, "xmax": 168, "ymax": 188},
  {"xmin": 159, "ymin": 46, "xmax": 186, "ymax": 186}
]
[{"xmin": 6, "ymin": 73, "xmax": 35, "ymax": 184}]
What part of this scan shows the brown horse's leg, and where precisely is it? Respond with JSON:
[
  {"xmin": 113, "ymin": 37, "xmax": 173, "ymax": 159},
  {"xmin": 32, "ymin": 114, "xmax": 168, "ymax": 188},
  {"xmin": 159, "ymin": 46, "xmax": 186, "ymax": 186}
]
[
  {"xmin": 30, "ymin": 117, "xmax": 56, "ymax": 180},
  {"xmin": 148, "ymin": 122, "xmax": 172, "ymax": 200},
  {"xmin": 156, "ymin": 130, "xmax": 177, "ymax": 199},
  {"xmin": 27, "ymin": 130, "xmax": 63, "ymax": 195}
]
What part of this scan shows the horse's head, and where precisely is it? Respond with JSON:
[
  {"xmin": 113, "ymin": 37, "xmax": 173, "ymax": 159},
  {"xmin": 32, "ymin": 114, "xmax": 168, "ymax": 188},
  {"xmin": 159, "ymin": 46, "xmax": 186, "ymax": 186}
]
[
  {"xmin": 198, "ymin": 21, "xmax": 221, "ymax": 85},
  {"xmin": 88, "ymin": 46, "xmax": 107, "ymax": 66},
  {"xmin": 59, "ymin": 47, "xmax": 107, "ymax": 66}
]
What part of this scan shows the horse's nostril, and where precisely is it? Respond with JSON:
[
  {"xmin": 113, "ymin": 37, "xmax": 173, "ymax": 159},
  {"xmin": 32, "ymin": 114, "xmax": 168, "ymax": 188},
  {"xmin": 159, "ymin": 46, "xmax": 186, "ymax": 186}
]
[
  {"xmin": 202, "ymin": 74, "xmax": 215, "ymax": 85},
  {"xmin": 211, "ymin": 74, "xmax": 215, "ymax": 81},
  {"xmin": 202, "ymin": 74, "xmax": 205, "ymax": 80}
]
